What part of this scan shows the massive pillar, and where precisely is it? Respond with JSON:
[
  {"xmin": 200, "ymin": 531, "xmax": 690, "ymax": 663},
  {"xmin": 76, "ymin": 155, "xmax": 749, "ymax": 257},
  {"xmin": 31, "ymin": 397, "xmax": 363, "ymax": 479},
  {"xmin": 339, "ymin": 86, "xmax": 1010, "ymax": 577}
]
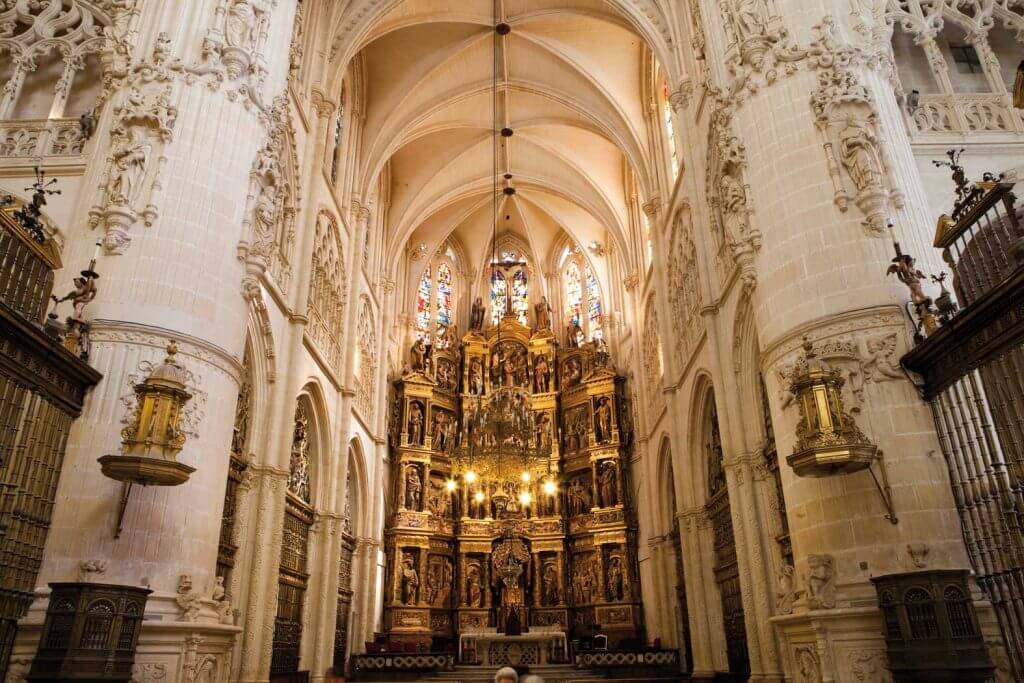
[
  {"xmin": 693, "ymin": 2, "xmax": 985, "ymax": 680},
  {"xmin": 15, "ymin": 1, "xmax": 299, "ymax": 678}
]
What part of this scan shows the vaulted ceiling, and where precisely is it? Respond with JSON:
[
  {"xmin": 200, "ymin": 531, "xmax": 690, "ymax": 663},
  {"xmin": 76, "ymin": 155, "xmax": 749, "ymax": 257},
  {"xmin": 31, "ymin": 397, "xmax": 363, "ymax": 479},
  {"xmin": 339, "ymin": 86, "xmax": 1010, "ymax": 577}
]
[{"xmin": 350, "ymin": 0, "xmax": 662, "ymax": 281}]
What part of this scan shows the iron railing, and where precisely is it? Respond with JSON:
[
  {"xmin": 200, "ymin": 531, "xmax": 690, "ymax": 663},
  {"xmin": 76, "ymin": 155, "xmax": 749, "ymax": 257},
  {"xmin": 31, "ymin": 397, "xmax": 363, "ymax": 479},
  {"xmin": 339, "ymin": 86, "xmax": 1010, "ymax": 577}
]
[{"xmin": 902, "ymin": 179, "xmax": 1024, "ymax": 678}]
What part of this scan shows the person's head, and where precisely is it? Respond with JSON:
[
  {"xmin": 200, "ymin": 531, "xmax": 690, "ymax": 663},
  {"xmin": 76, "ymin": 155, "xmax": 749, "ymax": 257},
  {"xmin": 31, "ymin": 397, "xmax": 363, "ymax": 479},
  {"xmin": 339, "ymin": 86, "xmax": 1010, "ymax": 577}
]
[
  {"xmin": 494, "ymin": 666, "xmax": 518, "ymax": 683},
  {"xmin": 521, "ymin": 676, "xmax": 545, "ymax": 683}
]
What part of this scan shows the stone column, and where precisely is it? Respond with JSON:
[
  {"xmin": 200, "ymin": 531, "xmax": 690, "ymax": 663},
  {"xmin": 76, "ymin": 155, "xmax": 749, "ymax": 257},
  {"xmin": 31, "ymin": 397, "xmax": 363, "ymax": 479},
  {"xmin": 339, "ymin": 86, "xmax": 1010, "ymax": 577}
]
[
  {"xmin": 677, "ymin": 508, "xmax": 720, "ymax": 679},
  {"xmin": 32, "ymin": 1, "xmax": 298, "ymax": 678},
  {"xmin": 700, "ymin": 5, "xmax": 975, "ymax": 679}
]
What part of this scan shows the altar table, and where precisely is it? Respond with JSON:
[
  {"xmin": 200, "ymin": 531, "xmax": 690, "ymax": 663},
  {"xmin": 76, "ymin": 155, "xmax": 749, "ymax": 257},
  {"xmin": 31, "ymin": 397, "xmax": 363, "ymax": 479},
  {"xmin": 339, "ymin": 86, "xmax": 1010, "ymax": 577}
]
[{"xmin": 458, "ymin": 629, "xmax": 569, "ymax": 666}]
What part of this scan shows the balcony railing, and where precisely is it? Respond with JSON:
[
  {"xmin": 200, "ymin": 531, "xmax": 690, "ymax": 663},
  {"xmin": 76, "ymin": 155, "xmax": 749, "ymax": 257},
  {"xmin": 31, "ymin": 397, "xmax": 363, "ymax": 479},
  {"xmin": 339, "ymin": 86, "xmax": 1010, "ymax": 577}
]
[
  {"xmin": 0, "ymin": 118, "xmax": 86, "ymax": 160},
  {"xmin": 911, "ymin": 94, "xmax": 1024, "ymax": 137}
]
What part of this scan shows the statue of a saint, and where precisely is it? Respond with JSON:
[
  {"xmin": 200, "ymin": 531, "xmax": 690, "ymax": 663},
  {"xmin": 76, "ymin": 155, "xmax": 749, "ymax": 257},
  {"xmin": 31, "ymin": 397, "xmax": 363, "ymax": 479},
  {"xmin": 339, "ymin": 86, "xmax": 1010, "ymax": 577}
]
[
  {"xmin": 566, "ymin": 322, "xmax": 584, "ymax": 348},
  {"xmin": 410, "ymin": 337, "xmax": 427, "ymax": 371},
  {"xmin": 534, "ymin": 412, "xmax": 551, "ymax": 450},
  {"xmin": 400, "ymin": 554, "xmax": 419, "ymax": 605},
  {"xmin": 595, "ymin": 397, "xmax": 613, "ymax": 443},
  {"xmin": 838, "ymin": 120, "xmax": 884, "ymax": 194},
  {"xmin": 405, "ymin": 465, "xmax": 422, "ymax": 510},
  {"xmin": 407, "ymin": 402, "xmax": 423, "ymax": 444},
  {"xmin": 599, "ymin": 462, "xmax": 617, "ymax": 507},
  {"xmin": 719, "ymin": 172, "xmax": 747, "ymax": 247},
  {"xmin": 543, "ymin": 563, "xmax": 559, "ymax": 605},
  {"xmin": 109, "ymin": 128, "xmax": 151, "ymax": 206},
  {"xmin": 534, "ymin": 296, "xmax": 552, "ymax": 331},
  {"xmin": 466, "ymin": 565, "xmax": 483, "ymax": 607},
  {"xmin": 607, "ymin": 557, "xmax": 624, "ymax": 600},
  {"xmin": 225, "ymin": 0, "xmax": 257, "ymax": 49},
  {"xmin": 732, "ymin": 0, "xmax": 771, "ymax": 41},
  {"xmin": 432, "ymin": 411, "xmax": 449, "ymax": 451},
  {"xmin": 534, "ymin": 355, "xmax": 550, "ymax": 392},
  {"xmin": 469, "ymin": 357, "xmax": 484, "ymax": 394},
  {"xmin": 470, "ymin": 297, "xmax": 485, "ymax": 331}
]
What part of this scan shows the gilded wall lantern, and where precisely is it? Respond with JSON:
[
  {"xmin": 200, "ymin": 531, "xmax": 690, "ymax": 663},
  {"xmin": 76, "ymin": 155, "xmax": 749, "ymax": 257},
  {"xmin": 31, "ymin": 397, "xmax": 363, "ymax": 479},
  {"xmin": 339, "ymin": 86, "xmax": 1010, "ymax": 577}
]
[
  {"xmin": 99, "ymin": 341, "xmax": 196, "ymax": 486},
  {"xmin": 787, "ymin": 338, "xmax": 878, "ymax": 477}
]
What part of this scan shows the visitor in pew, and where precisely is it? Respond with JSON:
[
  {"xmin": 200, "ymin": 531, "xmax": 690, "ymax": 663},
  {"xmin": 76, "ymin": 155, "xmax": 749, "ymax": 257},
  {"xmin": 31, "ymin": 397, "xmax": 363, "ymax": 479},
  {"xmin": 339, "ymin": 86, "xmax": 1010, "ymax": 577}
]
[{"xmin": 494, "ymin": 666, "xmax": 518, "ymax": 683}]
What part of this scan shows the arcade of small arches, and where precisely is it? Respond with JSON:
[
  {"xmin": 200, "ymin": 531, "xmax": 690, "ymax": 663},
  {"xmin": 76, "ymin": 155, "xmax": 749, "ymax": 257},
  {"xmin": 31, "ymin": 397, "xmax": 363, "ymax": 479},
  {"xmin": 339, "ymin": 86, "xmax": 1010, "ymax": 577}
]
[{"xmin": 0, "ymin": 0, "xmax": 1022, "ymax": 682}]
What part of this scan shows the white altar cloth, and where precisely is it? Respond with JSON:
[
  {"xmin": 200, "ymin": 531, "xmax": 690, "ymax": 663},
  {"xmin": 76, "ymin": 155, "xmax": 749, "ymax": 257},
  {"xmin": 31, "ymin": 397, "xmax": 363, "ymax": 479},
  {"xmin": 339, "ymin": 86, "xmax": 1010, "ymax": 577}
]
[{"xmin": 458, "ymin": 630, "xmax": 568, "ymax": 665}]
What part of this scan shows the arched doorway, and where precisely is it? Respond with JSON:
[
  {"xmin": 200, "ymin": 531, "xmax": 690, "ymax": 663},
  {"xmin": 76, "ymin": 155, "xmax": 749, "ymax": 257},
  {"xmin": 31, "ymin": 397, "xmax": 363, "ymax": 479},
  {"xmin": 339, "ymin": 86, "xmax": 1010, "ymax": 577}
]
[
  {"xmin": 271, "ymin": 399, "xmax": 315, "ymax": 676},
  {"xmin": 703, "ymin": 396, "xmax": 750, "ymax": 678}
]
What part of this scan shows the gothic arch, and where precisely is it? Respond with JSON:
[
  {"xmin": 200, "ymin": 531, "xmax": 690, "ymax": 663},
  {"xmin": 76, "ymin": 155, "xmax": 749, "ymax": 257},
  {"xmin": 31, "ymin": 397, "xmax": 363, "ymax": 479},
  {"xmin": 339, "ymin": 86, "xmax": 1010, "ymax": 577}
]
[
  {"xmin": 244, "ymin": 293, "xmax": 277, "ymax": 458},
  {"xmin": 656, "ymin": 434, "xmax": 678, "ymax": 535},
  {"xmin": 731, "ymin": 295, "xmax": 763, "ymax": 450},
  {"xmin": 294, "ymin": 381, "xmax": 332, "ymax": 510},
  {"xmin": 345, "ymin": 436, "xmax": 370, "ymax": 538},
  {"xmin": 685, "ymin": 372, "xmax": 717, "ymax": 503}
]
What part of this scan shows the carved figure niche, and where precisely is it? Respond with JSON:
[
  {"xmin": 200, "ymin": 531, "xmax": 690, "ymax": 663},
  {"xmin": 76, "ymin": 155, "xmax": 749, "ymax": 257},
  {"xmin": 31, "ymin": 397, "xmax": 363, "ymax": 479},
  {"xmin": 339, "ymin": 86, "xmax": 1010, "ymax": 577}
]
[
  {"xmin": 241, "ymin": 98, "xmax": 299, "ymax": 290},
  {"xmin": 809, "ymin": 19, "xmax": 903, "ymax": 237}
]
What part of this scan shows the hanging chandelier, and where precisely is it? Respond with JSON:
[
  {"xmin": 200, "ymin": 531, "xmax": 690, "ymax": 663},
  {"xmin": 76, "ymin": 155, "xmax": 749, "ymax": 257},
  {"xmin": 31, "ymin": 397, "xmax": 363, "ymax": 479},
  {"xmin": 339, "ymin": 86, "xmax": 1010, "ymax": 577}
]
[{"xmin": 445, "ymin": 3, "xmax": 554, "ymax": 513}]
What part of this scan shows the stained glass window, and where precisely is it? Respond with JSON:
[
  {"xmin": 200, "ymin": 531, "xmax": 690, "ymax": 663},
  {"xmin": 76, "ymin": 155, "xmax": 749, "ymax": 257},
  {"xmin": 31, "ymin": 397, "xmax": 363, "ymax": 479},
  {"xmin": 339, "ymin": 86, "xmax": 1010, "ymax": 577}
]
[
  {"xmin": 564, "ymin": 253, "xmax": 603, "ymax": 341},
  {"xmin": 662, "ymin": 80, "xmax": 678, "ymax": 180},
  {"xmin": 566, "ymin": 262, "xmax": 583, "ymax": 327},
  {"xmin": 585, "ymin": 264, "xmax": 603, "ymax": 338},
  {"xmin": 436, "ymin": 263, "xmax": 452, "ymax": 328},
  {"xmin": 512, "ymin": 270, "xmax": 529, "ymax": 326},
  {"xmin": 415, "ymin": 264, "xmax": 432, "ymax": 338},
  {"xmin": 490, "ymin": 270, "xmax": 507, "ymax": 327}
]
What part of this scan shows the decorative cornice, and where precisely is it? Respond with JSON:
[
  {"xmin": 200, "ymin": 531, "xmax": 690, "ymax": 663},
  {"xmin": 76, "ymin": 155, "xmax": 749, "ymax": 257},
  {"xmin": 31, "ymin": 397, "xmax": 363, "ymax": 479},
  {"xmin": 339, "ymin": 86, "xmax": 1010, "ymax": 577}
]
[{"xmin": 89, "ymin": 319, "xmax": 243, "ymax": 382}]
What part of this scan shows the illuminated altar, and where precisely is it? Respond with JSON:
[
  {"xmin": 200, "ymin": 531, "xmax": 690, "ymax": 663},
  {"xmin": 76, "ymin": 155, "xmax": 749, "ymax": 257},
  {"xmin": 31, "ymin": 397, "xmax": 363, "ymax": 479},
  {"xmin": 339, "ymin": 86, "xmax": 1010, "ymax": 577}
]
[{"xmin": 384, "ymin": 309, "xmax": 642, "ymax": 651}]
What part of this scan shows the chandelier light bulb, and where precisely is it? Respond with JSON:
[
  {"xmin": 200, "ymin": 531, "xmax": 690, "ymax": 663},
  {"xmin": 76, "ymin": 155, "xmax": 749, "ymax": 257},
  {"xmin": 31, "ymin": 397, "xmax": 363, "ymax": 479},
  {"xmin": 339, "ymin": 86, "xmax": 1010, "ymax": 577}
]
[
  {"xmin": 543, "ymin": 480, "xmax": 557, "ymax": 495},
  {"xmin": 465, "ymin": 470, "xmax": 477, "ymax": 483},
  {"xmin": 445, "ymin": 479, "xmax": 457, "ymax": 492},
  {"xmin": 521, "ymin": 471, "xmax": 531, "ymax": 482},
  {"xmin": 474, "ymin": 491, "xmax": 485, "ymax": 503},
  {"xmin": 519, "ymin": 491, "xmax": 532, "ymax": 506}
]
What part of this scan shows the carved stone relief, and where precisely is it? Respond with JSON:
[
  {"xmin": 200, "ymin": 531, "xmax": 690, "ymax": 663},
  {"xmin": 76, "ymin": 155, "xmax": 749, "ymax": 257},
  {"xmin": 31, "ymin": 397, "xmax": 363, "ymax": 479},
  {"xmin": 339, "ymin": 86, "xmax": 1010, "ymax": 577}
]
[
  {"xmin": 848, "ymin": 649, "xmax": 893, "ymax": 682},
  {"xmin": 774, "ymin": 330, "xmax": 903, "ymax": 416},
  {"xmin": 705, "ymin": 103, "xmax": 760, "ymax": 291},
  {"xmin": 808, "ymin": 17, "xmax": 904, "ymax": 236},
  {"xmin": 805, "ymin": 554, "xmax": 836, "ymax": 609},
  {"xmin": 239, "ymin": 96, "xmax": 299, "ymax": 292},
  {"xmin": 794, "ymin": 644, "xmax": 823, "ymax": 683}
]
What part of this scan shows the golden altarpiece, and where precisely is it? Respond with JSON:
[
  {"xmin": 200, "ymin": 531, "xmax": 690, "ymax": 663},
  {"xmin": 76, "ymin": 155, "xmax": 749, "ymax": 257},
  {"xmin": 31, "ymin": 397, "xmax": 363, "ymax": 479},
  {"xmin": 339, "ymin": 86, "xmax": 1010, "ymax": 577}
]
[{"xmin": 384, "ymin": 312, "xmax": 642, "ymax": 649}]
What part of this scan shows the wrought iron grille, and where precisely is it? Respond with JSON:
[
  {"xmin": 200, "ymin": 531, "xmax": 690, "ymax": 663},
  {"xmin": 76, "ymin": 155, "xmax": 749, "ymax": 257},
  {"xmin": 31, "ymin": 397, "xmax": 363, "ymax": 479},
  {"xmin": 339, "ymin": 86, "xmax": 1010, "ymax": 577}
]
[
  {"xmin": 902, "ymin": 179, "xmax": 1024, "ymax": 678},
  {"xmin": 271, "ymin": 495, "xmax": 312, "ymax": 675},
  {"xmin": 333, "ymin": 532, "xmax": 356, "ymax": 672},
  {"xmin": 705, "ymin": 403, "xmax": 750, "ymax": 677}
]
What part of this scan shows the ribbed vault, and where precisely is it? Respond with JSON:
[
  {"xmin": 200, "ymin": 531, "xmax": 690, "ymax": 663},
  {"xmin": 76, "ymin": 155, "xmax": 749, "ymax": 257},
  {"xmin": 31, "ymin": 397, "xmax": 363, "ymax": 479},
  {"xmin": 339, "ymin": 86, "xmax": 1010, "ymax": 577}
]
[{"xmin": 326, "ymin": 0, "xmax": 674, "ymax": 281}]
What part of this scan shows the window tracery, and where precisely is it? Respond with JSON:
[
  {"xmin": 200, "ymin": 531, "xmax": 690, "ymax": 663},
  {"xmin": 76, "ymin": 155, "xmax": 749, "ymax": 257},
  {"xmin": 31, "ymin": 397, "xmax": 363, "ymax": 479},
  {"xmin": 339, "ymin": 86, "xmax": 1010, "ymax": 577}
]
[
  {"xmin": 667, "ymin": 212, "xmax": 703, "ymax": 364},
  {"xmin": 413, "ymin": 249, "xmax": 459, "ymax": 344},
  {"xmin": 307, "ymin": 211, "xmax": 346, "ymax": 373},
  {"xmin": 356, "ymin": 299, "xmax": 378, "ymax": 420},
  {"xmin": 563, "ymin": 250, "xmax": 603, "ymax": 341},
  {"xmin": 415, "ymin": 264, "xmax": 432, "ymax": 337},
  {"xmin": 0, "ymin": 0, "xmax": 108, "ymax": 127},
  {"xmin": 642, "ymin": 300, "xmax": 663, "ymax": 410}
]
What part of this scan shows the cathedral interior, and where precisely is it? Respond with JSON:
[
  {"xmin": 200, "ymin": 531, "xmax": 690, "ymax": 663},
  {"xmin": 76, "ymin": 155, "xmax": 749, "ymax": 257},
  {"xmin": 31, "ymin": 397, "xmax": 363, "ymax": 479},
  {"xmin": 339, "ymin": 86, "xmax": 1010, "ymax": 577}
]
[{"xmin": 0, "ymin": 1, "xmax": 1023, "ymax": 682}]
